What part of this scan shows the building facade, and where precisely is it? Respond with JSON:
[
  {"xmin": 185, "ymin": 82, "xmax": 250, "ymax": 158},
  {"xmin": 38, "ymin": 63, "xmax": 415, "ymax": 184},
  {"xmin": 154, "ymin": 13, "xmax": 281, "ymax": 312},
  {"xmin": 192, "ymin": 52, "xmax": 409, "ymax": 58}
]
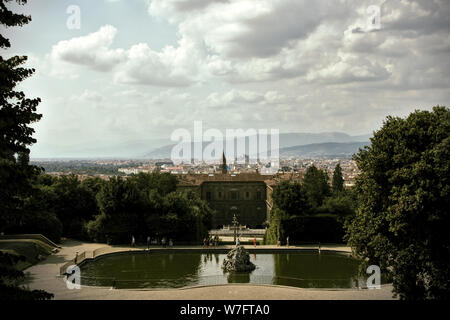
[
  {"xmin": 177, "ymin": 169, "xmax": 275, "ymax": 229},
  {"xmin": 201, "ymin": 179, "xmax": 268, "ymax": 228}
]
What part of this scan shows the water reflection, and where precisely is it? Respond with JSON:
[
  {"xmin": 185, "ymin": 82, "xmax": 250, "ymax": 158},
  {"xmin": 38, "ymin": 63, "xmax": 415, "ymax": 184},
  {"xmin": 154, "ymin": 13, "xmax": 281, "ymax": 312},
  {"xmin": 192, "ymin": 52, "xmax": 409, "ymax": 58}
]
[
  {"xmin": 227, "ymin": 272, "xmax": 250, "ymax": 283},
  {"xmin": 80, "ymin": 252, "xmax": 362, "ymax": 289}
]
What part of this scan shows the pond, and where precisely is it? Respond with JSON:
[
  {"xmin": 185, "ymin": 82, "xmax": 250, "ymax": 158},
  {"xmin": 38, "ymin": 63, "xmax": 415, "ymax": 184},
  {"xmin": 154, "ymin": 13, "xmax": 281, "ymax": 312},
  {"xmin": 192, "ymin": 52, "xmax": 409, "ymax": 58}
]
[{"xmin": 79, "ymin": 251, "xmax": 367, "ymax": 289}]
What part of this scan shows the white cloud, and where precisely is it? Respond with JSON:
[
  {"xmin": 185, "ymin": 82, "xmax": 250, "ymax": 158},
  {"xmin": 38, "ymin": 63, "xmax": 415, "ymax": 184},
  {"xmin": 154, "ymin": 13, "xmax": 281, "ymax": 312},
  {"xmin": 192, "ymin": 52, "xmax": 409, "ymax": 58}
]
[
  {"xmin": 51, "ymin": 25, "xmax": 126, "ymax": 72},
  {"xmin": 49, "ymin": 0, "xmax": 449, "ymax": 90},
  {"xmin": 32, "ymin": 0, "xmax": 450, "ymax": 156},
  {"xmin": 50, "ymin": 24, "xmax": 204, "ymax": 87},
  {"xmin": 113, "ymin": 39, "xmax": 202, "ymax": 87}
]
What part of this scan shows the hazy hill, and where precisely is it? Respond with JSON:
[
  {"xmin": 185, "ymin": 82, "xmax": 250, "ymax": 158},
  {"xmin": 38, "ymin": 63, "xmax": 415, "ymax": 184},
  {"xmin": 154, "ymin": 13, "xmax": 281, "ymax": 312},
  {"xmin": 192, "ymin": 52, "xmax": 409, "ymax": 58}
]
[
  {"xmin": 30, "ymin": 132, "xmax": 371, "ymax": 159},
  {"xmin": 143, "ymin": 132, "xmax": 372, "ymax": 159},
  {"xmin": 279, "ymin": 141, "xmax": 370, "ymax": 158}
]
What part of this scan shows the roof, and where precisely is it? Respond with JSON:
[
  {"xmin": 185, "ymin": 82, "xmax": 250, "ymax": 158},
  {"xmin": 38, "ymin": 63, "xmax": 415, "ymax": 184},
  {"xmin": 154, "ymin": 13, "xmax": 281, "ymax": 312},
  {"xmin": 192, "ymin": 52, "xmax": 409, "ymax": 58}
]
[{"xmin": 177, "ymin": 173, "xmax": 269, "ymax": 185}]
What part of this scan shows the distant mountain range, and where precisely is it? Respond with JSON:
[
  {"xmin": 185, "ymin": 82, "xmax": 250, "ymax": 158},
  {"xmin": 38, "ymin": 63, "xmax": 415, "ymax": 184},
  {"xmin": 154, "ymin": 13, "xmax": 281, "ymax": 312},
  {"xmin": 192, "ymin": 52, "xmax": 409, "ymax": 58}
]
[
  {"xmin": 30, "ymin": 132, "xmax": 371, "ymax": 159},
  {"xmin": 31, "ymin": 138, "xmax": 171, "ymax": 159},
  {"xmin": 143, "ymin": 132, "xmax": 371, "ymax": 159},
  {"xmin": 279, "ymin": 141, "xmax": 369, "ymax": 158}
]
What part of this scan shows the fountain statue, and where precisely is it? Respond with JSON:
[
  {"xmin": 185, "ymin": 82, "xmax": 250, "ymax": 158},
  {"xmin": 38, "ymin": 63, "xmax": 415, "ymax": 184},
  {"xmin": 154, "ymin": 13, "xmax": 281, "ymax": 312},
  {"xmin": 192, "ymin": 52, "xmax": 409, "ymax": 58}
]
[{"xmin": 222, "ymin": 214, "xmax": 256, "ymax": 272}]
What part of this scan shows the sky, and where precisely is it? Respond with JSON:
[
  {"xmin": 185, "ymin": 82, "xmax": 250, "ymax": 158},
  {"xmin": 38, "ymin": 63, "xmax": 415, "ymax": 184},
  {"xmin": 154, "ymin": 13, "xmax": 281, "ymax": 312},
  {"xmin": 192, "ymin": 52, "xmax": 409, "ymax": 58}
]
[{"xmin": 2, "ymin": 0, "xmax": 449, "ymax": 158}]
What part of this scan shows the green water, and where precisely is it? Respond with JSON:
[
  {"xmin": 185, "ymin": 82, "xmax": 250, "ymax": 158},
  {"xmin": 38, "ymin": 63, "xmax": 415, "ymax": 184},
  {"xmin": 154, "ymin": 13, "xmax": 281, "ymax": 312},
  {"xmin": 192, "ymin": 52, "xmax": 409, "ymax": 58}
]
[{"xmin": 79, "ymin": 252, "xmax": 364, "ymax": 289}]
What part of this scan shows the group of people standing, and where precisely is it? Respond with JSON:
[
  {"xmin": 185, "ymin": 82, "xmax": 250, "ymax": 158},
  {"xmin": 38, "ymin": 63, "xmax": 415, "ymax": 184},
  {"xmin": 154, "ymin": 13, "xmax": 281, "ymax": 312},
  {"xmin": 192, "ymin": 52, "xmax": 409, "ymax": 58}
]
[
  {"xmin": 130, "ymin": 235, "xmax": 174, "ymax": 249},
  {"xmin": 203, "ymin": 235, "xmax": 220, "ymax": 247},
  {"xmin": 277, "ymin": 236, "xmax": 290, "ymax": 247}
]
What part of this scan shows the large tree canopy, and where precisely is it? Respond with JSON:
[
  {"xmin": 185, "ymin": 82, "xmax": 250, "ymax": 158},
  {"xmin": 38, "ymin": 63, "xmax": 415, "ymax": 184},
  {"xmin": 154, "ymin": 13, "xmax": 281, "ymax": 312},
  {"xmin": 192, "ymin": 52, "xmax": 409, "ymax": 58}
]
[
  {"xmin": 0, "ymin": 0, "xmax": 42, "ymax": 230},
  {"xmin": 0, "ymin": 0, "xmax": 53, "ymax": 300},
  {"xmin": 345, "ymin": 106, "xmax": 450, "ymax": 300},
  {"xmin": 332, "ymin": 163, "xmax": 344, "ymax": 194},
  {"xmin": 271, "ymin": 180, "xmax": 310, "ymax": 216},
  {"xmin": 302, "ymin": 165, "xmax": 331, "ymax": 210},
  {"xmin": 86, "ymin": 173, "xmax": 212, "ymax": 244}
]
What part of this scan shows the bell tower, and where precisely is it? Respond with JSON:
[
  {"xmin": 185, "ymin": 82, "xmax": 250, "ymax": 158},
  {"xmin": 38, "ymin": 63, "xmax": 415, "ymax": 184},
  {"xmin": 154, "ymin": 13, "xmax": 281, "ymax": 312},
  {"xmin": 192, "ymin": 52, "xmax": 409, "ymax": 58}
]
[{"xmin": 221, "ymin": 151, "xmax": 228, "ymax": 174}]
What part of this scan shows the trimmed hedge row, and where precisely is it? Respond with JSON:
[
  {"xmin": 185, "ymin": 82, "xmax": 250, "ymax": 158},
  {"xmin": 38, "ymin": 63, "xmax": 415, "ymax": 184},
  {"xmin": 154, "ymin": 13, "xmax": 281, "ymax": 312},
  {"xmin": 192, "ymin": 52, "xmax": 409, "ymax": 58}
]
[{"xmin": 278, "ymin": 214, "xmax": 344, "ymax": 244}]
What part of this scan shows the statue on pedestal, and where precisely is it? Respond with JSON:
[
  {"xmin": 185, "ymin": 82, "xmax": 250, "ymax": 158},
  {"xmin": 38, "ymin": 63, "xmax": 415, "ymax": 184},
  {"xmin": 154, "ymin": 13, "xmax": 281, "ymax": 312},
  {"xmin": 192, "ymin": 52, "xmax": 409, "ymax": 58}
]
[{"xmin": 222, "ymin": 214, "xmax": 256, "ymax": 272}]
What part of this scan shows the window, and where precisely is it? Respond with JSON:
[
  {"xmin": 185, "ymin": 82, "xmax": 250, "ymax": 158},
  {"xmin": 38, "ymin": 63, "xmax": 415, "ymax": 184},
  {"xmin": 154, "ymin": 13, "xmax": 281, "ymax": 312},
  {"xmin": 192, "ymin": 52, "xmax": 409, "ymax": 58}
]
[
  {"xmin": 246, "ymin": 191, "xmax": 249, "ymax": 198},
  {"xmin": 231, "ymin": 191, "xmax": 237, "ymax": 200},
  {"xmin": 218, "ymin": 191, "xmax": 222, "ymax": 198},
  {"xmin": 256, "ymin": 191, "xmax": 261, "ymax": 200},
  {"xmin": 206, "ymin": 191, "xmax": 211, "ymax": 200}
]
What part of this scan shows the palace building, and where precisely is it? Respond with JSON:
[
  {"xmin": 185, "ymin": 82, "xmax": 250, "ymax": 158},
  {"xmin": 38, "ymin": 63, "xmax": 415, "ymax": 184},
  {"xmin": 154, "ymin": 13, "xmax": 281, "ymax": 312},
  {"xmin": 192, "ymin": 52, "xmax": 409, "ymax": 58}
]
[{"xmin": 177, "ymin": 153, "xmax": 274, "ymax": 229}]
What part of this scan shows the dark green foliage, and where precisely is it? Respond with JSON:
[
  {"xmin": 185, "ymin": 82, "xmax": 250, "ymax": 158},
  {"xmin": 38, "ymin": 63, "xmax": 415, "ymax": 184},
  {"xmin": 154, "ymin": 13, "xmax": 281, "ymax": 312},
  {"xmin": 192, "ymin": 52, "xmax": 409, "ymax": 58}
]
[
  {"xmin": 132, "ymin": 172, "xmax": 178, "ymax": 196},
  {"xmin": 52, "ymin": 175, "xmax": 102, "ymax": 239},
  {"xmin": 18, "ymin": 174, "xmax": 105, "ymax": 241},
  {"xmin": 320, "ymin": 188, "xmax": 356, "ymax": 221},
  {"xmin": 264, "ymin": 207, "xmax": 287, "ymax": 244},
  {"xmin": 265, "ymin": 210, "xmax": 344, "ymax": 245},
  {"xmin": 0, "ymin": 0, "xmax": 43, "ymax": 233},
  {"xmin": 0, "ymin": 251, "xmax": 53, "ymax": 301},
  {"xmin": 89, "ymin": 176, "xmax": 143, "ymax": 243},
  {"xmin": 345, "ymin": 106, "xmax": 450, "ymax": 300},
  {"xmin": 282, "ymin": 215, "xmax": 344, "ymax": 244},
  {"xmin": 332, "ymin": 163, "xmax": 344, "ymax": 193},
  {"xmin": 11, "ymin": 210, "xmax": 62, "ymax": 243},
  {"xmin": 272, "ymin": 180, "xmax": 310, "ymax": 215},
  {"xmin": 87, "ymin": 173, "xmax": 212, "ymax": 244},
  {"xmin": 302, "ymin": 165, "xmax": 331, "ymax": 210},
  {"xmin": 265, "ymin": 170, "xmax": 347, "ymax": 244}
]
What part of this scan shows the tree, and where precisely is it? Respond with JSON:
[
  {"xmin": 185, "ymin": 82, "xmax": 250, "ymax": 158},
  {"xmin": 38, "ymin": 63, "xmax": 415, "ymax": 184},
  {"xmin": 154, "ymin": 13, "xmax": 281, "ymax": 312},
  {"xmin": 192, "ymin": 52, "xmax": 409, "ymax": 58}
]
[
  {"xmin": 345, "ymin": 106, "xmax": 450, "ymax": 300},
  {"xmin": 264, "ymin": 207, "xmax": 287, "ymax": 245},
  {"xmin": 87, "ymin": 173, "xmax": 212, "ymax": 244},
  {"xmin": 322, "ymin": 192, "xmax": 355, "ymax": 220},
  {"xmin": 265, "ymin": 181, "xmax": 311, "ymax": 245},
  {"xmin": 132, "ymin": 172, "xmax": 178, "ymax": 196},
  {"xmin": 0, "ymin": 0, "xmax": 42, "ymax": 231},
  {"xmin": 89, "ymin": 176, "xmax": 143, "ymax": 243},
  {"xmin": 271, "ymin": 180, "xmax": 310, "ymax": 216},
  {"xmin": 332, "ymin": 163, "xmax": 344, "ymax": 193},
  {"xmin": 302, "ymin": 165, "xmax": 331, "ymax": 211},
  {"xmin": 0, "ymin": 1, "xmax": 53, "ymax": 299},
  {"xmin": 51, "ymin": 175, "xmax": 100, "ymax": 239}
]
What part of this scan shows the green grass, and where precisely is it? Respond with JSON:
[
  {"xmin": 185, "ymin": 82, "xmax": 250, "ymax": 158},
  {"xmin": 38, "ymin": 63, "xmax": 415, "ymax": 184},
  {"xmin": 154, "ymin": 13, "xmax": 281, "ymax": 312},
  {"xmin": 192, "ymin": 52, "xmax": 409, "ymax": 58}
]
[{"xmin": 0, "ymin": 239, "xmax": 54, "ymax": 270}]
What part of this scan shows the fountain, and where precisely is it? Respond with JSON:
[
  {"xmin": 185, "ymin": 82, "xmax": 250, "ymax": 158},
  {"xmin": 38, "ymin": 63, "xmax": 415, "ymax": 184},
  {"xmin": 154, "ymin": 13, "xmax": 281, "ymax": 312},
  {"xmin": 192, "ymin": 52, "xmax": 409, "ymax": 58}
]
[{"xmin": 222, "ymin": 214, "xmax": 256, "ymax": 272}]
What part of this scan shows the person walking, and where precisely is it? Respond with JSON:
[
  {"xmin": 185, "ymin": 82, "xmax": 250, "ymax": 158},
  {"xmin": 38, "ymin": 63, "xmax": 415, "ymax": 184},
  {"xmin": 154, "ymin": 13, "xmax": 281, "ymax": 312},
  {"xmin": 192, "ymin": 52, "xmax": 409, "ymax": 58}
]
[
  {"xmin": 147, "ymin": 236, "xmax": 151, "ymax": 250},
  {"xmin": 253, "ymin": 237, "xmax": 257, "ymax": 247},
  {"xmin": 286, "ymin": 236, "xmax": 290, "ymax": 247},
  {"xmin": 131, "ymin": 235, "xmax": 135, "ymax": 247}
]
